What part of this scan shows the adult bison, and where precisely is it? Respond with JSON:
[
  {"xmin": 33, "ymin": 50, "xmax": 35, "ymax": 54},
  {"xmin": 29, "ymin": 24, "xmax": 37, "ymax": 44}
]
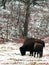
[
  {"xmin": 19, "ymin": 37, "xmax": 45, "ymax": 57},
  {"xmin": 20, "ymin": 38, "xmax": 34, "ymax": 56}
]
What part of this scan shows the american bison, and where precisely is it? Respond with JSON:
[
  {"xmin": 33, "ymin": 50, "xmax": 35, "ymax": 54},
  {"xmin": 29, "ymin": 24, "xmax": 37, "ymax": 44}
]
[
  {"xmin": 19, "ymin": 37, "xmax": 45, "ymax": 57},
  {"xmin": 20, "ymin": 38, "xmax": 34, "ymax": 56},
  {"xmin": 33, "ymin": 43, "xmax": 43, "ymax": 57}
]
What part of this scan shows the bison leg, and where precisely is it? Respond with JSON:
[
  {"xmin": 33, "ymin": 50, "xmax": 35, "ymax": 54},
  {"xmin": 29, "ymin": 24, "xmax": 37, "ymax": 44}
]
[
  {"xmin": 34, "ymin": 52, "xmax": 36, "ymax": 57},
  {"xmin": 30, "ymin": 51, "xmax": 32, "ymax": 56},
  {"xmin": 40, "ymin": 49, "xmax": 43, "ymax": 57},
  {"xmin": 37, "ymin": 52, "xmax": 39, "ymax": 57}
]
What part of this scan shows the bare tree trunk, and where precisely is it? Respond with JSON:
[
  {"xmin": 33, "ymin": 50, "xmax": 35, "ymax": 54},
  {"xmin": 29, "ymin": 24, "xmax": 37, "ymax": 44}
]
[
  {"xmin": 6, "ymin": 20, "xmax": 8, "ymax": 42},
  {"xmin": 2, "ymin": 0, "xmax": 6, "ymax": 9},
  {"xmin": 23, "ymin": 0, "xmax": 30, "ymax": 37},
  {"xmin": 17, "ymin": 2, "xmax": 21, "ymax": 37}
]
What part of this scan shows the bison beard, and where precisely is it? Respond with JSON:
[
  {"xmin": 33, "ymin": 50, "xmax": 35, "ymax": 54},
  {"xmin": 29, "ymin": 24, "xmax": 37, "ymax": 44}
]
[{"xmin": 19, "ymin": 38, "xmax": 45, "ymax": 57}]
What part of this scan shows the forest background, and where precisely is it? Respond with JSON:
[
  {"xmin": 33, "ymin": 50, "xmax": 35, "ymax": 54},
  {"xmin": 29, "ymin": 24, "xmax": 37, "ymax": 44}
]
[{"xmin": 0, "ymin": 0, "xmax": 49, "ymax": 41}]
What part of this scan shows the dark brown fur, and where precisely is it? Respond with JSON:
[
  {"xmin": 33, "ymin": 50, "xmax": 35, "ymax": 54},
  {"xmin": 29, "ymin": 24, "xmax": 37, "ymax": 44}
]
[
  {"xmin": 19, "ymin": 38, "xmax": 45, "ymax": 57},
  {"xmin": 33, "ymin": 43, "xmax": 43, "ymax": 57}
]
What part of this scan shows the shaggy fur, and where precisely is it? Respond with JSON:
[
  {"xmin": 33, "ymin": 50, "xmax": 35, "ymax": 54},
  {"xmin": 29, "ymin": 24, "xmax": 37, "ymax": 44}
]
[
  {"xmin": 19, "ymin": 38, "xmax": 45, "ymax": 57},
  {"xmin": 33, "ymin": 43, "xmax": 43, "ymax": 57}
]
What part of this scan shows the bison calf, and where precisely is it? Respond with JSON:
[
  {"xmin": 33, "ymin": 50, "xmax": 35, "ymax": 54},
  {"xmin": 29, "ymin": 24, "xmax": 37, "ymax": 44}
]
[{"xmin": 33, "ymin": 43, "xmax": 43, "ymax": 58}]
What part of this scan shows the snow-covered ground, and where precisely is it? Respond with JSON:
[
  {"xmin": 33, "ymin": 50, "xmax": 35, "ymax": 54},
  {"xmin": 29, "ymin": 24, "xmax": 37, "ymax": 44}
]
[{"xmin": 0, "ymin": 42, "xmax": 49, "ymax": 65}]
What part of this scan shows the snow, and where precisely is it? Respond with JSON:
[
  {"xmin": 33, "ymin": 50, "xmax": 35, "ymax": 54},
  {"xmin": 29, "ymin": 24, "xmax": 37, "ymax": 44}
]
[
  {"xmin": 0, "ymin": 9, "xmax": 10, "ymax": 14},
  {"xmin": 0, "ymin": 42, "xmax": 49, "ymax": 65}
]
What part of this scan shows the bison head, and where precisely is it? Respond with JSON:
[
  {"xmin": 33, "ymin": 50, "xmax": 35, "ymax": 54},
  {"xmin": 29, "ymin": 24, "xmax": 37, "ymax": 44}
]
[{"xmin": 20, "ymin": 46, "xmax": 26, "ymax": 56}]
